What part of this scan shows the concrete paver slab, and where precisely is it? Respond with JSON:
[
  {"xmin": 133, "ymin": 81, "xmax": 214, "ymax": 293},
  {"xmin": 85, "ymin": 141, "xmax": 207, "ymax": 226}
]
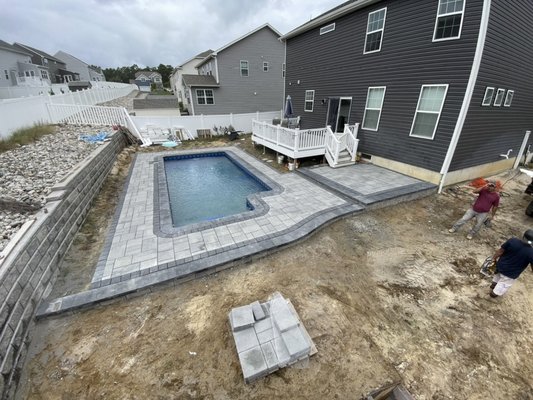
[{"xmin": 238, "ymin": 346, "xmax": 268, "ymax": 383}]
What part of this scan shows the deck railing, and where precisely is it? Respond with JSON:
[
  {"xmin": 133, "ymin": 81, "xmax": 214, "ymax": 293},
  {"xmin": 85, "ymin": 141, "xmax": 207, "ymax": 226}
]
[{"xmin": 251, "ymin": 120, "xmax": 328, "ymax": 159}]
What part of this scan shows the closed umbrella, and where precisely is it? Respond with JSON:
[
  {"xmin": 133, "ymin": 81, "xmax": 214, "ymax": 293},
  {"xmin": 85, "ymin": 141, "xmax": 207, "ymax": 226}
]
[{"xmin": 284, "ymin": 95, "xmax": 294, "ymax": 119}]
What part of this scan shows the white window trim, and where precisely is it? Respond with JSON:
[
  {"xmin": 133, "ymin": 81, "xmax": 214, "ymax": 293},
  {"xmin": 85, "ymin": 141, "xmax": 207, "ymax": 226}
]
[
  {"xmin": 196, "ymin": 89, "xmax": 215, "ymax": 105},
  {"xmin": 364, "ymin": 7, "xmax": 387, "ymax": 54},
  {"xmin": 240, "ymin": 60, "xmax": 249, "ymax": 77},
  {"xmin": 304, "ymin": 90, "xmax": 315, "ymax": 112},
  {"xmin": 433, "ymin": 0, "xmax": 466, "ymax": 42},
  {"xmin": 409, "ymin": 84, "xmax": 449, "ymax": 140},
  {"xmin": 481, "ymin": 86, "xmax": 494, "ymax": 106},
  {"xmin": 263, "ymin": 61, "xmax": 269, "ymax": 72},
  {"xmin": 362, "ymin": 86, "xmax": 386, "ymax": 131},
  {"xmin": 320, "ymin": 22, "xmax": 336, "ymax": 35},
  {"xmin": 493, "ymin": 88, "xmax": 505, "ymax": 106},
  {"xmin": 504, "ymin": 90, "xmax": 514, "ymax": 107}
]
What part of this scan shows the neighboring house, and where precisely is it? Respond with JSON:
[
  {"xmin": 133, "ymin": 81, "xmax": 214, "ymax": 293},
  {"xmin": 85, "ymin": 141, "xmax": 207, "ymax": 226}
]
[
  {"xmin": 183, "ymin": 23, "xmax": 284, "ymax": 116},
  {"xmin": 12, "ymin": 42, "xmax": 68, "ymax": 84},
  {"xmin": 54, "ymin": 50, "xmax": 105, "ymax": 82},
  {"xmin": 0, "ymin": 39, "xmax": 36, "ymax": 87},
  {"xmin": 281, "ymin": 0, "xmax": 533, "ymax": 186},
  {"xmin": 134, "ymin": 71, "xmax": 163, "ymax": 91},
  {"xmin": 170, "ymin": 49, "xmax": 213, "ymax": 110}
]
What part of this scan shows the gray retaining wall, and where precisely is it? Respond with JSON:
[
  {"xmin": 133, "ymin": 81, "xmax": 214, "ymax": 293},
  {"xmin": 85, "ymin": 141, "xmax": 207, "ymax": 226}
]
[
  {"xmin": 133, "ymin": 95, "xmax": 178, "ymax": 109},
  {"xmin": 0, "ymin": 132, "xmax": 127, "ymax": 399}
]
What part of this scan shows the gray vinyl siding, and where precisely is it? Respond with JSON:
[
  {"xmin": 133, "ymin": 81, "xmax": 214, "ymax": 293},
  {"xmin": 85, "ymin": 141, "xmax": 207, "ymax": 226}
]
[
  {"xmin": 193, "ymin": 27, "xmax": 284, "ymax": 115},
  {"xmin": 453, "ymin": 0, "xmax": 533, "ymax": 171},
  {"xmin": 55, "ymin": 51, "xmax": 91, "ymax": 81},
  {"xmin": 285, "ymin": 0, "xmax": 482, "ymax": 172},
  {"xmin": 0, "ymin": 49, "xmax": 30, "ymax": 87}
]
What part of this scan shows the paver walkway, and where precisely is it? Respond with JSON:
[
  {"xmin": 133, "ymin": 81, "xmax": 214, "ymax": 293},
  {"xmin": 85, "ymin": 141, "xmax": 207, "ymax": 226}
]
[{"xmin": 37, "ymin": 147, "xmax": 435, "ymax": 317}]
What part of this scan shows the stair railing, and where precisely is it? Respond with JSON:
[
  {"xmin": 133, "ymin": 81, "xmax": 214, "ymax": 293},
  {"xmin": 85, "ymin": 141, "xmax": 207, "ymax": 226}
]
[{"xmin": 344, "ymin": 123, "xmax": 360, "ymax": 161}]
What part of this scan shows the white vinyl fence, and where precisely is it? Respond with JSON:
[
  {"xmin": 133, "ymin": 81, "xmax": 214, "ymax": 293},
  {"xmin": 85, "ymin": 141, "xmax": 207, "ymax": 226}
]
[{"xmin": 0, "ymin": 84, "xmax": 137, "ymax": 139}]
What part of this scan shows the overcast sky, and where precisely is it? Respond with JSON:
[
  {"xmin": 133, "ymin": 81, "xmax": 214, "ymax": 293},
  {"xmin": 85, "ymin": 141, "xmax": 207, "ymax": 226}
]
[{"xmin": 0, "ymin": 0, "xmax": 346, "ymax": 69}]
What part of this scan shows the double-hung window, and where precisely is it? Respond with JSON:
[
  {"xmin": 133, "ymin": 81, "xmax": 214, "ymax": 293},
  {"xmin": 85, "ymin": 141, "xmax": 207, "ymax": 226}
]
[
  {"xmin": 364, "ymin": 8, "xmax": 387, "ymax": 53},
  {"xmin": 504, "ymin": 90, "xmax": 514, "ymax": 107},
  {"xmin": 304, "ymin": 90, "xmax": 315, "ymax": 112},
  {"xmin": 263, "ymin": 62, "xmax": 269, "ymax": 72},
  {"xmin": 4, "ymin": 70, "xmax": 8, "ymax": 80},
  {"xmin": 362, "ymin": 87, "xmax": 386, "ymax": 130},
  {"xmin": 282, "ymin": 63, "xmax": 286, "ymax": 78},
  {"xmin": 240, "ymin": 60, "xmax": 249, "ymax": 77},
  {"xmin": 482, "ymin": 87, "xmax": 495, "ymax": 106},
  {"xmin": 196, "ymin": 89, "xmax": 214, "ymax": 105},
  {"xmin": 433, "ymin": 0, "xmax": 465, "ymax": 41},
  {"xmin": 493, "ymin": 88, "xmax": 505, "ymax": 106},
  {"xmin": 410, "ymin": 85, "xmax": 448, "ymax": 140}
]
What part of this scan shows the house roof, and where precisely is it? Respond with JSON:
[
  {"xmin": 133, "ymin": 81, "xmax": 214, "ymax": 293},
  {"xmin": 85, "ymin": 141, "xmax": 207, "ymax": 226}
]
[
  {"xmin": 14, "ymin": 42, "xmax": 64, "ymax": 63},
  {"xmin": 196, "ymin": 23, "xmax": 281, "ymax": 68},
  {"xmin": 0, "ymin": 39, "xmax": 32, "ymax": 56},
  {"xmin": 280, "ymin": 0, "xmax": 382, "ymax": 40},
  {"xmin": 135, "ymin": 71, "xmax": 162, "ymax": 78},
  {"xmin": 182, "ymin": 74, "xmax": 219, "ymax": 87}
]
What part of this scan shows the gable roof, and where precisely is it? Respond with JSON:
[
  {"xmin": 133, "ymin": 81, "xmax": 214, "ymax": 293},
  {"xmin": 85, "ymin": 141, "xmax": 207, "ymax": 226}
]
[
  {"xmin": 14, "ymin": 42, "xmax": 64, "ymax": 63},
  {"xmin": 0, "ymin": 40, "xmax": 32, "ymax": 56},
  {"xmin": 280, "ymin": 0, "xmax": 382, "ymax": 40},
  {"xmin": 135, "ymin": 71, "xmax": 162, "ymax": 78},
  {"xmin": 55, "ymin": 50, "xmax": 101, "ymax": 71},
  {"xmin": 196, "ymin": 23, "xmax": 281, "ymax": 68},
  {"xmin": 182, "ymin": 74, "xmax": 219, "ymax": 87},
  {"xmin": 175, "ymin": 50, "xmax": 214, "ymax": 73}
]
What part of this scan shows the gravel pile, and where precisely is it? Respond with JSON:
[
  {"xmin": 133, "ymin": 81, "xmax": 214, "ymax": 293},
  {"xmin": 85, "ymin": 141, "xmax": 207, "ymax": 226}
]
[{"xmin": 0, "ymin": 124, "xmax": 113, "ymax": 252}]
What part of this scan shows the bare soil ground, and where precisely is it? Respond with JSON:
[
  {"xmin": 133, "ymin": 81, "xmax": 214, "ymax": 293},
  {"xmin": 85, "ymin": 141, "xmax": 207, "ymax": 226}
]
[{"xmin": 16, "ymin": 137, "xmax": 533, "ymax": 400}]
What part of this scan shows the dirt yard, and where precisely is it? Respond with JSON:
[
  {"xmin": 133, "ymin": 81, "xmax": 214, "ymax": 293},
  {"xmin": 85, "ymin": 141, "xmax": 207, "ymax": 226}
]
[{"xmin": 15, "ymin": 138, "xmax": 533, "ymax": 400}]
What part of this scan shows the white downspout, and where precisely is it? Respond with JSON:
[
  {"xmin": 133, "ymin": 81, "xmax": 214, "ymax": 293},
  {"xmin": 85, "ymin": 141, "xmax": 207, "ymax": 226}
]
[
  {"xmin": 188, "ymin": 87, "xmax": 195, "ymax": 116},
  {"xmin": 214, "ymin": 55, "xmax": 219, "ymax": 84},
  {"xmin": 438, "ymin": 0, "xmax": 491, "ymax": 193}
]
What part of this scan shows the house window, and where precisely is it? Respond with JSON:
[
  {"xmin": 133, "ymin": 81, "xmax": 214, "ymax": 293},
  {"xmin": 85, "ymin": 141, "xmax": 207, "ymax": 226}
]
[
  {"xmin": 41, "ymin": 70, "xmax": 49, "ymax": 80},
  {"xmin": 320, "ymin": 23, "xmax": 335, "ymax": 35},
  {"xmin": 263, "ymin": 62, "xmax": 269, "ymax": 72},
  {"xmin": 196, "ymin": 89, "xmax": 214, "ymax": 105},
  {"xmin": 240, "ymin": 60, "xmax": 249, "ymax": 77},
  {"xmin": 504, "ymin": 90, "xmax": 514, "ymax": 107},
  {"xmin": 493, "ymin": 88, "xmax": 505, "ymax": 106},
  {"xmin": 410, "ymin": 84, "xmax": 449, "ymax": 140},
  {"xmin": 282, "ymin": 63, "xmax": 286, "ymax": 78},
  {"xmin": 482, "ymin": 87, "xmax": 495, "ymax": 106},
  {"xmin": 4, "ymin": 70, "xmax": 8, "ymax": 80},
  {"xmin": 362, "ymin": 87, "xmax": 386, "ymax": 131},
  {"xmin": 304, "ymin": 90, "xmax": 315, "ymax": 112},
  {"xmin": 433, "ymin": 0, "xmax": 465, "ymax": 41},
  {"xmin": 364, "ymin": 8, "xmax": 387, "ymax": 54}
]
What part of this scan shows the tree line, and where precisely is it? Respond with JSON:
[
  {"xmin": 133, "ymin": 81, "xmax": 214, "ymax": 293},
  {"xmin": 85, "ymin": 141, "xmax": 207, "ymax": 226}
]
[{"xmin": 102, "ymin": 64, "xmax": 174, "ymax": 87}]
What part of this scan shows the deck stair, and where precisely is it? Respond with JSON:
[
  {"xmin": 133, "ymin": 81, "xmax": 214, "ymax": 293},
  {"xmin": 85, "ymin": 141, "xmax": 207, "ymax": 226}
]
[{"xmin": 324, "ymin": 124, "xmax": 359, "ymax": 168}]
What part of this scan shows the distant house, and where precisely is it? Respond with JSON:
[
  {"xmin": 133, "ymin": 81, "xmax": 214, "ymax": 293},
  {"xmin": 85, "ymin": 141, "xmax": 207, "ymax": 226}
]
[
  {"xmin": 182, "ymin": 23, "xmax": 284, "ymax": 116},
  {"xmin": 12, "ymin": 43, "xmax": 71, "ymax": 84},
  {"xmin": 134, "ymin": 71, "xmax": 163, "ymax": 91},
  {"xmin": 0, "ymin": 40, "xmax": 37, "ymax": 87},
  {"xmin": 170, "ymin": 49, "xmax": 213, "ymax": 110},
  {"xmin": 281, "ymin": 0, "xmax": 533, "ymax": 186},
  {"xmin": 54, "ymin": 50, "xmax": 105, "ymax": 82}
]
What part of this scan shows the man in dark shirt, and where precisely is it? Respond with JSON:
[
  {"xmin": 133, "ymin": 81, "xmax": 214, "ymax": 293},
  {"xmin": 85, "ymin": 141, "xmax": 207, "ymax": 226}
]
[
  {"xmin": 490, "ymin": 230, "xmax": 533, "ymax": 297},
  {"xmin": 449, "ymin": 181, "xmax": 500, "ymax": 239}
]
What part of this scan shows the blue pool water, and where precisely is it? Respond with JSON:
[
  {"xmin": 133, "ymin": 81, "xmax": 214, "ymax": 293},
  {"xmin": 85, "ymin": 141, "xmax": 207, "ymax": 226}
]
[{"xmin": 164, "ymin": 153, "xmax": 270, "ymax": 227}]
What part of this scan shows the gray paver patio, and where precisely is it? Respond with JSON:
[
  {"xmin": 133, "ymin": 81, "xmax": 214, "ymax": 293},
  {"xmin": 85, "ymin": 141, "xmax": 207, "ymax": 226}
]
[{"xmin": 36, "ymin": 146, "xmax": 436, "ymax": 317}]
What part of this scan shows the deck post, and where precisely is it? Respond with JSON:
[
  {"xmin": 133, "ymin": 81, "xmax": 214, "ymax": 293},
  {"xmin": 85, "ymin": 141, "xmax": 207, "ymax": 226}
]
[{"xmin": 294, "ymin": 128, "xmax": 300, "ymax": 158}]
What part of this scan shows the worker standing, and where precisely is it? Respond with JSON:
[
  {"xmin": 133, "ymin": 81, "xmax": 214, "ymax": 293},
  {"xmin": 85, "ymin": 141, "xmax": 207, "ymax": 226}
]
[{"xmin": 448, "ymin": 181, "xmax": 500, "ymax": 239}]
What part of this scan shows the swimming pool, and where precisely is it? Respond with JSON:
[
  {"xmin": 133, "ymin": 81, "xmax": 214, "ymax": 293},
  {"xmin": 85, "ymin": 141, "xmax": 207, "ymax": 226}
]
[{"xmin": 163, "ymin": 152, "xmax": 271, "ymax": 227}]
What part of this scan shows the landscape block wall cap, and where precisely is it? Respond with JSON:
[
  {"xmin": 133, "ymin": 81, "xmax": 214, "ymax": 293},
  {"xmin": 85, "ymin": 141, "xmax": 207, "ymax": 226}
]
[{"xmin": 280, "ymin": 0, "xmax": 382, "ymax": 41}]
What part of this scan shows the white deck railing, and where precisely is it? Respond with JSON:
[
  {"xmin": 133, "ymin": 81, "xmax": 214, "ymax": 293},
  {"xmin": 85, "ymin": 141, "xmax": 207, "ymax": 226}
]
[
  {"xmin": 251, "ymin": 120, "xmax": 328, "ymax": 159},
  {"xmin": 325, "ymin": 123, "xmax": 360, "ymax": 165}
]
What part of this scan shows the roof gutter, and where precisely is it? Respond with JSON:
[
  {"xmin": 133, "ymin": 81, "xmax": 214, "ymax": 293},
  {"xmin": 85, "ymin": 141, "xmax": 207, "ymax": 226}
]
[
  {"xmin": 438, "ymin": 0, "xmax": 491, "ymax": 193},
  {"xmin": 280, "ymin": 0, "xmax": 381, "ymax": 40}
]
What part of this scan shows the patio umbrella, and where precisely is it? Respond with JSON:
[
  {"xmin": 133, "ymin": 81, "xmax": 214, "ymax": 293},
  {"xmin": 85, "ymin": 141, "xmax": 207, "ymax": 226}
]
[{"xmin": 284, "ymin": 95, "xmax": 294, "ymax": 119}]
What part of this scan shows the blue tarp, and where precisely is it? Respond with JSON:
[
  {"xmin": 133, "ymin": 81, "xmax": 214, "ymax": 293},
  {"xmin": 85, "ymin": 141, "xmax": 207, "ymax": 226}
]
[{"xmin": 79, "ymin": 131, "xmax": 109, "ymax": 143}]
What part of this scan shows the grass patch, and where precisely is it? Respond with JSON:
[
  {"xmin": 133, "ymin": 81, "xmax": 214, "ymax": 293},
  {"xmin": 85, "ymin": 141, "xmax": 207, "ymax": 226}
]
[{"xmin": 0, "ymin": 124, "xmax": 55, "ymax": 153}]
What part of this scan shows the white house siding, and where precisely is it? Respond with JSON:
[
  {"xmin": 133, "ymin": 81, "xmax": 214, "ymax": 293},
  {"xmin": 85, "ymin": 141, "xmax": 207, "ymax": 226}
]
[
  {"xmin": 0, "ymin": 49, "xmax": 31, "ymax": 87},
  {"xmin": 193, "ymin": 27, "xmax": 284, "ymax": 115}
]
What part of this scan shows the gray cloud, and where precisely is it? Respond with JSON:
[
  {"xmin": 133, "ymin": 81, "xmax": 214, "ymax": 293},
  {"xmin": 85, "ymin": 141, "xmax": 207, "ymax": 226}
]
[{"xmin": 0, "ymin": 0, "xmax": 345, "ymax": 68}]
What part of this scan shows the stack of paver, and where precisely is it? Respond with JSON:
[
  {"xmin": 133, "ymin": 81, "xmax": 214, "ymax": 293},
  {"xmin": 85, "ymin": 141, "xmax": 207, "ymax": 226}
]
[{"xmin": 229, "ymin": 292, "xmax": 316, "ymax": 383}]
